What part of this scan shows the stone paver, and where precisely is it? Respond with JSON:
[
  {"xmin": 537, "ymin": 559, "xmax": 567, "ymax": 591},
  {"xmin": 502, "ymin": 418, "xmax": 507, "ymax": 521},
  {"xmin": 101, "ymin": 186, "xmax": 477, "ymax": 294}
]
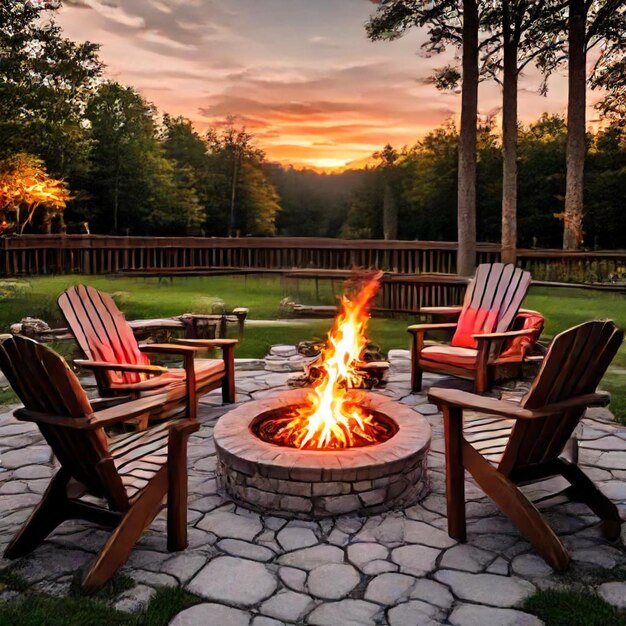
[
  {"xmin": 308, "ymin": 563, "xmax": 360, "ymax": 599},
  {"xmin": 169, "ymin": 603, "xmax": 250, "ymax": 626},
  {"xmin": 0, "ymin": 362, "xmax": 625, "ymax": 625},
  {"xmin": 188, "ymin": 556, "xmax": 277, "ymax": 607},
  {"xmin": 598, "ymin": 581, "xmax": 626, "ymax": 609}
]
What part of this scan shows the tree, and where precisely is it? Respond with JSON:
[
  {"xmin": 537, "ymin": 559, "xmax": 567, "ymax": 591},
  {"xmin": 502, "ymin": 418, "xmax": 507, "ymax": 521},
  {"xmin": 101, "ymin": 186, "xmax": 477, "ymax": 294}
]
[
  {"xmin": 480, "ymin": 1, "xmax": 565, "ymax": 263},
  {"xmin": 206, "ymin": 120, "xmax": 280, "ymax": 236},
  {"xmin": 0, "ymin": 0, "xmax": 103, "ymax": 180},
  {"xmin": 367, "ymin": 0, "xmax": 482, "ymax": 275},
  {"xmin": 86, "ymin": 82, "xmax": 201, "ymax": 235},
  {"xmin": 0, "ymin": 152, "xmax": 69, "ymax": 234},
  {"xmin": 562, "ymin": 0, "xmax": 625, "ymax": 249},
  {"xmin": 374, "ymin": 144, "xmax": 400, "ymax": 240}
]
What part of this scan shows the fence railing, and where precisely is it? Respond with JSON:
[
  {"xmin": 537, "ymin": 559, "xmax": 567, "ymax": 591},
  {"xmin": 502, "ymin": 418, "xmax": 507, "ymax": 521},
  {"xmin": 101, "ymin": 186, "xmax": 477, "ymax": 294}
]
[{"xmin": 1, "ymin": 235, "xmax": 625, "ymax": 283}]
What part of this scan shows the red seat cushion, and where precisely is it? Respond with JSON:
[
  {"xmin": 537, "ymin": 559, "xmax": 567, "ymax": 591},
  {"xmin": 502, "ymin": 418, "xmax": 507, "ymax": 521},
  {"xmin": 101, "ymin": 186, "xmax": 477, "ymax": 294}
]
[
  {"xmin": 420, "ymin": 345, "xmax": 478, "ymax": 369},
  {"xmin": 451, "ymin": 307, "xmax": 499, "ymax": 349}
]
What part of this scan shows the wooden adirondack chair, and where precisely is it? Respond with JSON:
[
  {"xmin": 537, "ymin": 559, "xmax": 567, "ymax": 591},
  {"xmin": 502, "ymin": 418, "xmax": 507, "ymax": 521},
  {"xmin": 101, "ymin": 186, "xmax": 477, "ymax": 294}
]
[
  {"xmin": 409, "ymin": 263, "xmax": 539, "ymax": 393},
  {"xmin": 428, "ymin": 320, "xmax": 624, "ymax": 570},
  {"xmin": 58, "ymin": 285, "xmax": 236, "ymax": 423},
  {"xmin": 0, "ymin": 335, "xmax": 199, "ymax": 592}
]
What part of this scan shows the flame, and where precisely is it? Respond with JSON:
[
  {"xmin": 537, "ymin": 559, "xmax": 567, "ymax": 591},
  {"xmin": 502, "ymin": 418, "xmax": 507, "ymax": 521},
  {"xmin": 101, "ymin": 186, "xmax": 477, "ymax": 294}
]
[{"xmin": 272, "ymin": 271, "xmax": 384, "ymax": 449}]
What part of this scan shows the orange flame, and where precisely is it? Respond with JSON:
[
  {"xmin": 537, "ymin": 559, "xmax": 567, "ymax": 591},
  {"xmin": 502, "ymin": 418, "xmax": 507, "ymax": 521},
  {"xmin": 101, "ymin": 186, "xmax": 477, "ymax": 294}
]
[{"xmin": 278, "ymin": 271, "xmax": 383, "ymax": 449}]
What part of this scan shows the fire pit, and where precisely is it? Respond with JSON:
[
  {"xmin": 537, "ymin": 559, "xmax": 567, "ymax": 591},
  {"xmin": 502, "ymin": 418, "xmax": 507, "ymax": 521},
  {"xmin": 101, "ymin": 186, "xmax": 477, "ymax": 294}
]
[
  {"xmin": 214, "ymin": 389, "xmax": 431, "ymax": 517},
  {"xmin": 215, "ymin": 271, "xmax": 431, "ymax": 517}
]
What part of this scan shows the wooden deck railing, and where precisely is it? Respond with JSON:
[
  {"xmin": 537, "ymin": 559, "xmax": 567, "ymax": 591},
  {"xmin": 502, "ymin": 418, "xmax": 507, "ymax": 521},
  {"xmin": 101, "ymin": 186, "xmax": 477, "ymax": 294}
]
[{"xmin": 1, "ymin": 235, "xmax": 625, "ymax": 284}]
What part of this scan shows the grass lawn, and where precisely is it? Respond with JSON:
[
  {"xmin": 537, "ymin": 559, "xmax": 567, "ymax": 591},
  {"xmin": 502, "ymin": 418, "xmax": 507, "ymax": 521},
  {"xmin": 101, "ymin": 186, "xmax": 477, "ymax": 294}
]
[{"xmin": 1, "ymin": 274, "xmax": 625, "ymax": 421}]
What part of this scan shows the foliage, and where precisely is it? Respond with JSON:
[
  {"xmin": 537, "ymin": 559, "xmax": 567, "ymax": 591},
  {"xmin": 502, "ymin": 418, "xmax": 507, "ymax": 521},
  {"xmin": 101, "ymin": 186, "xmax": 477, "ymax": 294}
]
[
  {"xmin": 524, "ymin": 589, "xmax": 625, "ymax": 626},
  {"xmin": 85, "ymin": 83, "xmax": 203, "ymax": 235},
  {"xmin": 344, "ymin": 116, "xmax": 625, "ymax": 249},
  {"xmin": 0, "ymin": 153, "xmax": 69, "ymax": 233},
  {"xmin": 0, "ymin": 0, "xmax": 102, "ymax": 181},
  {"xmin": 0, "ymin": 583, "xmax": 202, "ymax": 626}
]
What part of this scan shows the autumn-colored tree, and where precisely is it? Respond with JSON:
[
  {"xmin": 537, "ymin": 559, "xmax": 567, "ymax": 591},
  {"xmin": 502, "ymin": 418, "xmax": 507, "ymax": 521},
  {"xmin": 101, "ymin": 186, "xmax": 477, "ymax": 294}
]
[{"xmin": 0, "ymin": 153, "xmax": 69, "ymax": 234}]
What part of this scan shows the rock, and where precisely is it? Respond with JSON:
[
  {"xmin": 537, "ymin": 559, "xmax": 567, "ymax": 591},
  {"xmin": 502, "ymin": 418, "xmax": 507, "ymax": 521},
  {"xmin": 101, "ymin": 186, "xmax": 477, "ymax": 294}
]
[
  {"xmin": 161, "ymin": 554, "xmax": 207, "ymax": 584},
  {"xmin": 114, "ymin": 585, "xmax": 155, "ymax": 613},
  {"xmin": 196, "ymin": 510, "xmax": 262, "ymax": 541},
  {"xmin": 1, "ymin": 447, "xmax": 51, "ymax": 469},
  {"xmin": 252, "ymin": 618, "xmax": 284, "ymax": 626},
  {"xmin": 270, "ymin": 345, "xmax": 297, "ymax": 357},
  {"xmin": 440, "ymin": 544, "xmax": 493, "ymax": 573},
  {"xmin": 347, "ymin": 542, "xmax": 388, "ymax": 571},
  {"xmin": 448, "ymin": 604, "xmax": 543, "ymax": 626},
  {"xmin": 388, "ymin": 600, "xmax": 441, "ymax": 626},
  {"xmin": 435, "ymin": 570, "xmax": 535, "ymax": 608},
  {"xmin": 308, "ymin": 563, "xmax": 360, "ymax": 599},
  {"xmin": 278, "ymin": 545, "xmax": 344, "ymax": 571},
  {"xmin": 416, "ymin": 404, "xmax": 439, "ymax": 416},
  {"xmin": 391, "ymin": 545, "xmax": 440, "ymax": 576},
  {"xmin": 409, "ymin": 579, "xmax": 454, "ymax": 610},
  {"xmin": 511, "ymin": 554, "xmax": 553, "ymax": 579},
  {"xmin": 365, "ymin": 573, "xmax": 416, "ymax": 604},
  {"xmin": 169, "ymin": 603, "xmax": 250, "ymax": 626},
  {"xmin": 279, "ymin": 566, "xmax": 307, "ymax": 592},
  {"xmin": 217, "ymin": 539, "xmax": 274, "ymax": 562},
  {"xmin": 598, "ymin": 582, "xmax": 626, "ymax": 609},
  {"xmin": 259, "ymin": 589, "xmax": 314, "ymax": 622},
  {"xmin": 276, "ymin": 527, "xmax": 318, "ymax": 551},
  {"xmin": 307, "ymin": 599, "xmax": 382, "ymax": 626},
  {"xmin": 188, "ymin": 556, "xmax": 277, "ymax": 607},
  {"xmin": 388, "ymin": 349, "xmax": 411, "ymax": 361}
]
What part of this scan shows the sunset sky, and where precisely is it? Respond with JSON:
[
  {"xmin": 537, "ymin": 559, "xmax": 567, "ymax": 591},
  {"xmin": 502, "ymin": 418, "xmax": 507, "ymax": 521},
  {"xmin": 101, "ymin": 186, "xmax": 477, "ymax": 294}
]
[{"xmin": 58, "ymin": 0, "xmax": 598, "ymax": 171}]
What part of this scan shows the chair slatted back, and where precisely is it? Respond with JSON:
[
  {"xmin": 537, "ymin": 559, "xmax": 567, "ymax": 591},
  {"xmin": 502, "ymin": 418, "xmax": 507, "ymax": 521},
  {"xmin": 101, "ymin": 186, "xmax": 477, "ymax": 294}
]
[
  {"xmin": 451, "ymin": 263, "xmax": 531, "ymax": 349},
  {"xmin": 0, "ymin": 336, "xmax": 126, "ymax": 504},
  {"xmin": 499, "ymin": 321, "xmax": 623, "ymax": 474},
  {"xmin": 58, "ymin": 285, "xmax": 148, "ymax": 387}
]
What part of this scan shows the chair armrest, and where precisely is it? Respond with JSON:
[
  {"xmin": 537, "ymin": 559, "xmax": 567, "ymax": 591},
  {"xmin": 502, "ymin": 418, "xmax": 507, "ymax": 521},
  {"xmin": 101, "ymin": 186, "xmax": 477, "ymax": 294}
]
[
  {"xmin": 408, "ymin": 323, "xmax": 458, "ymax": 334},
  {"xmin": 75, "ymin": 360, "xmax": 168, "ymax": 375},
  {"xmin": 419, "ymin": 307, "xmax": 463, "ymax": 316},
  {"xmin": 472, "ymin": 329, "xmax": 536, "ymax": 341},
  {"xmin": 173, "ymin": 339, "xmax": 238, "ymax": 349},
  {"xmin": 14, "ymin": 394, "xmax": 168, "ymax": 430},
  {"xmin": 428, "ymin": 387, "xmax": 610, "ymax": 420},
  {"xmin": 138, "ymin": 343, "xmax": 202, "ymax": 356},
  {"xmin": 427, "ymin": 387, "xmax": 552, "ymax": 420},
  {"xmin": 139, "ymin": 344, "xmax": 201, "ymax": 420}
]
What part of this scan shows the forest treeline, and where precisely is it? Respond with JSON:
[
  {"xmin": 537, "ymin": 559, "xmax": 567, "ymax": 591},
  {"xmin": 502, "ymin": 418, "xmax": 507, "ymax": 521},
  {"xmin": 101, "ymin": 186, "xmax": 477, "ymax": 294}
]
[{"xmin": 0, "ymin": 1, "xmax": 624, "ymax": 248}]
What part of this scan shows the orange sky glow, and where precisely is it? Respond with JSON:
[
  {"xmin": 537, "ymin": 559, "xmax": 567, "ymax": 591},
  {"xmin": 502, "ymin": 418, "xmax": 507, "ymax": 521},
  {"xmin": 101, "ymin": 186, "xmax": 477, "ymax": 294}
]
[{"xmin": 59, "ymin": 0, "xmax": 603, "ymax": 172}]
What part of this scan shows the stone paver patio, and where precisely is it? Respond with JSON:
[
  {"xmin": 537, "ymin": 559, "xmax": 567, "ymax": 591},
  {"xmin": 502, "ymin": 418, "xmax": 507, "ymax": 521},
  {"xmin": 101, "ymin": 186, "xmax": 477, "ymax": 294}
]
[{"xmin": 1, "ymin": 356, "xmax": 625, "ymax": 625}]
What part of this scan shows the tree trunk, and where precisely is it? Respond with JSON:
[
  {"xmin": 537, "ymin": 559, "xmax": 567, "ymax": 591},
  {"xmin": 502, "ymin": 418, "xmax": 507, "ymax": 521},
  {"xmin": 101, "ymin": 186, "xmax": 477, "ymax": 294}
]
[
  {"xmin": 383, "ymin": 181, "xmax": 398, "ymax": 240},
  {"xmin": 564, "ymin": 0, "xmax": 587, "ymax": 250},
  {"xmin": 229, "ymin": 151, "xmax": 240, "ymax": 236},
  {"xmin": 501, "ymin": 1, "xmax": 519, "ymax": 265},
  {"xmin": 457, "ymin": 0, "xmax": 479, "ymax": 276},
  {"xmin": 41, "ymin": 206, "xmax": 52, "ymax": 234}
]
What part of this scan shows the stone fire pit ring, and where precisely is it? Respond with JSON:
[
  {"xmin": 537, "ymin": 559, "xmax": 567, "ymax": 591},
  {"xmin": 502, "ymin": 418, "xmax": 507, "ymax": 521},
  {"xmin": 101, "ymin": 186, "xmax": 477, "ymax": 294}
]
[{"xmin": 214, "ymin": 389, "xmax": 432, "ymax": 518}]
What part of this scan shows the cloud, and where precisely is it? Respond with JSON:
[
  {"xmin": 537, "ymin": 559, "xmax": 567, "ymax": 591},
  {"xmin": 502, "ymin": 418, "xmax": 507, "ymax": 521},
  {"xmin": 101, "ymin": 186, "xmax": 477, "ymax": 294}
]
[{"xmin": 56, "ymin": 0, "xmax": 578, "ymax": 169}]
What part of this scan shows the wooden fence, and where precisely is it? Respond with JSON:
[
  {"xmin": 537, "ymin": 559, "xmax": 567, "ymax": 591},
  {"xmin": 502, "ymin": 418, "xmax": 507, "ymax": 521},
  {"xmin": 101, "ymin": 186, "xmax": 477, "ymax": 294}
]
[{"xmin": 1, "ymin": 235, "xmax": 625, "ymax": 283}]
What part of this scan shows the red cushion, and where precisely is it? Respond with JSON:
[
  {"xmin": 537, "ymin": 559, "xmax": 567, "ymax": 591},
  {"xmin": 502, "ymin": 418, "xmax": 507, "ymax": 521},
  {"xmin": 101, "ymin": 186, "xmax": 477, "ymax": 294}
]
[
  {"xmin": 451, "ymin": 306, "xmax": 499, "ymax": 349},
  {"xmin": 421, "ymin": 345, "xmax": 478, "ymax": 368}
]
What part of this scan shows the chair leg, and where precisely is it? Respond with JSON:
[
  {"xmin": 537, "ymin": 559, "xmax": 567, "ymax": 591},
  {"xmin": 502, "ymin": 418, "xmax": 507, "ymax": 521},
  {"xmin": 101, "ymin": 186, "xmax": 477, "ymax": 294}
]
[
  {"xmin": 167, "ymin": 429, "xmax": 190, "ymax": 552},
  {"xmin": 443, "ymin": 406, "xmax": 467, "ymax": 541},
  {"xmin": 463, "ymin": 442, "xmax": 571, "ymax": 571},
  {"xmin": 558, "ymin": 459, "xmax": 622, "ymax": 540},
  {"xmin": 4, "ymin": 469, "xmax": 70, "ymax": 559},
  {"xmin": 222, "ymin": 346, "xmax": 236, "ymax": 403},
  {"xmin": 410, "ymin": 336, "xmax": 423, "ymax": 393},
  {"xmin": 79, "ymin": 471, "xmax": 167, "ymax": 593}
]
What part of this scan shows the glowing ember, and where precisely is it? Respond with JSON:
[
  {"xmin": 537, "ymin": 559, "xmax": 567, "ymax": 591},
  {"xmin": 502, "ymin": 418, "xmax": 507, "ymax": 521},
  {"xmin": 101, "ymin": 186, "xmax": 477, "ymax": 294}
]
[{"xmin": 264, "ymin": 272, "xmax": 387, "ymax": 449}]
